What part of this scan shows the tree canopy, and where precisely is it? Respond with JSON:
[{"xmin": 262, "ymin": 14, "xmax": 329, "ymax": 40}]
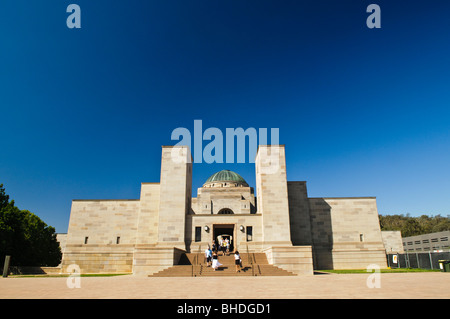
[
  {"xmin": 0, "ymin": 184, "xmax": 61, "ymax": 266},
  {"xmin": 379, "ymin": 213, "xmax": 450, "ymax": 237}
]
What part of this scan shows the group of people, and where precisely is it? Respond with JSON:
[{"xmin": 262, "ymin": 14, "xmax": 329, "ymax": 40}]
[
  {"xmin": 204, "ymin": 239, "xmax": 243, "ymax": 273},
  {"xmin": 212, "ymin": 236, "xmax": 230, "ymax": 256}
]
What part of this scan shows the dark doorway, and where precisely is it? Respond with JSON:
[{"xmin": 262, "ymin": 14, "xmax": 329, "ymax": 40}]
[{"xmin": 213, "ymin": 224, "xmax": 234, "ymax": 252}]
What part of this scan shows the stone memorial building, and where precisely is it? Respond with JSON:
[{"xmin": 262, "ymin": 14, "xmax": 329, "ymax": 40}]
[{"xmin": 61, "ymin": 145, "xmax": 388, "ymax": 275}]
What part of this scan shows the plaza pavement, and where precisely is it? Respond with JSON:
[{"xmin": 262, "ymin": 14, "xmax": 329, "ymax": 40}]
[{"xmin": 1, "ymin": 272, "xmax": 449, "ymax": 299}]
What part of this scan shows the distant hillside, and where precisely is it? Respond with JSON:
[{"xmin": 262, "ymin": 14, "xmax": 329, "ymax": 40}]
[{"xmin": 379, "ymin": 214, "xmax": 450, "ymax": 237}]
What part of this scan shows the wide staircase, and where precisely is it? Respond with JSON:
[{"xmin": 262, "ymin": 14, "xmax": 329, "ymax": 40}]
[{"xmin": 149, "ymin": 252, "xmax": 296, "ymax": 277}]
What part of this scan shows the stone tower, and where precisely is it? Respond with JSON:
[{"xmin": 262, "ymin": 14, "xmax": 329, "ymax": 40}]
[
  {"xmin": 255, "ymin": 145, "xmax": 292, "ymax": 247},
  {"xmin": 157, "ymin": 146, "xmax": 192, "ymax": 250}
]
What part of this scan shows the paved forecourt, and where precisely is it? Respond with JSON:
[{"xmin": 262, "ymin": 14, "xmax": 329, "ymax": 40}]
[{"xmin": 1, "ymin": 272, "xmax": 449, "ymax": 299}]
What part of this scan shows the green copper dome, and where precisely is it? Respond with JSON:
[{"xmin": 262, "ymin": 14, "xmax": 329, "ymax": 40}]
[{"xmin": 203, "ymin": 170, "xmax": 248, "ymax": 187}]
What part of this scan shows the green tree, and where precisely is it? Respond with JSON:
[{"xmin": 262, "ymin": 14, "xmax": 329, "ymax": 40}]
[
  {"xmin": 0, "ymin": 184, "xmax": 61, "ymax": 266},
  {"xmin": 401, "ymin": 219, "xmax": 423, "ymax": 237},
  {"xmin": 0, "ymin": 183, "xmax": 11, "ymax": 209},
  {"xmin": 379, "ymin": 213, "xmax": 450, "ymax": 237},
  {"xmin": 418, "ymin": 215, "xmax": 433, "ymax": 234}
]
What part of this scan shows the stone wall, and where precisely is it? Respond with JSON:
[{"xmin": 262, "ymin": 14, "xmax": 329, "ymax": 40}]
[
  {"xmin": 135, "ymin": 183, "xmax": 160, "ymax": 245},
  {"xmin": 287, "ymin": 181, "xmax": 313, "ymax": 246},
  {"xmin": 66, "ymin": 199, "xmax": 140, "ymax": 246},
  {"xmin": 264, "ymin": 246, "xmax": 314, "ymax": 275},
  {"xmin": 193, "ymin": 186, "xmax": 256, "ymax": 215},
  {"xmin": 62, "ymin": 245, "xmax": 134, "ymax": 273},
  {"xmin": 62, "ymin": 199, "xmax": 140, "ymax": 273},
  {"xmin": 56, "ymin": 233, "xmax": 67, "ymax": 253},
  {"xmin": 133, "ymin": 247, "xmax": 185, "ymax": 276},
  {"xmin": 309, "ymin": 197, "xmax": 387, "ymax": 269},
  {"xmin": 381, "ymin": 231, "xmax": 404, "ymax": 253}
]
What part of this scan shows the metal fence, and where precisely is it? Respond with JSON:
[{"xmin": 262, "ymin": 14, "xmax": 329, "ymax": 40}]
[{"xmin": 387, "ymin": 252, "xmax": 450, "ymax": 270}]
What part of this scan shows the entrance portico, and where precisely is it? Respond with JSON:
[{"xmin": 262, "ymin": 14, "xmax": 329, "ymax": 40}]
[{"xmin": 213, "ymin": 224, "xmax": 235, "ymax": 252}]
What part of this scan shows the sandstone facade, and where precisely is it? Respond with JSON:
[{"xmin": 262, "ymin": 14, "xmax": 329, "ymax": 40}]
[{"xmin": 61, "ymin": 145, "xmax": 387, "ymax": 275}]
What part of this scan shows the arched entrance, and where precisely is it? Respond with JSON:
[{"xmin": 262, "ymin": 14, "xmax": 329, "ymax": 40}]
[
  {"xmin": 218, "ymin": 208, "xmax": 234, "ymax": 214},
  {"xmin": 213, "ymin": 224, "xmax": 235, "ymax": 252}
]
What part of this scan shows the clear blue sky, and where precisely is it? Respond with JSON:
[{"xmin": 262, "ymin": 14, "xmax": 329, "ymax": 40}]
[{"xmin": 1, "ymin": 0, "xmax": 449, "ymax": 233}]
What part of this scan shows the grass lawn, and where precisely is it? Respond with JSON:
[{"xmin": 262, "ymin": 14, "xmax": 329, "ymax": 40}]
[{"xmin": 318, "ymin": 268, "xmax": 441, "ymax": 274}]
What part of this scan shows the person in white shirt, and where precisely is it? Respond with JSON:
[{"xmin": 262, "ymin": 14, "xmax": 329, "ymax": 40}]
[
  {"xmin": 234, "ymin": 251, "xmax": 242, "ymax": 273},
  {"xmin": 205, "ymin": 247, "xmax": 212, "ymax": 267}
]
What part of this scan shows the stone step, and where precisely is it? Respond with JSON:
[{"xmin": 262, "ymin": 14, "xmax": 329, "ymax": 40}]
[
  {"xmin": 151, "ymin": 265, "xmax": 198, "ymax": 277},
  {"xmin": 181, "ymin": 253, "xmax": 269, "ymax": 266},
  {"xmin": 149, "ymin": 252, "xmax": 296, "ymax": 277},
  {"xmin": 200, "ymin": 265, "xmax": 254, "ymax": 276},
  {"xmin": 257, "ymin": 265, "xmax": 296, "ymax": 276},
  {"xmin": 150, "ymin": 264, "xmax": 295, "ymax": 277}
]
